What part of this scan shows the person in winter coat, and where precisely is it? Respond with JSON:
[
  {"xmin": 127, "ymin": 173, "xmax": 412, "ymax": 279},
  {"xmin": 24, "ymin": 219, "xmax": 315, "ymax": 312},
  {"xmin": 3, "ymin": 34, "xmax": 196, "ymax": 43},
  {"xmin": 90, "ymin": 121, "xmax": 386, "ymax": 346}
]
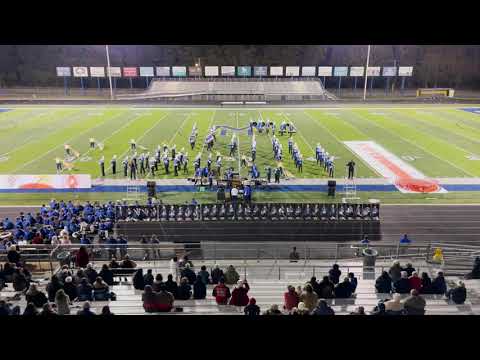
[
  {"xmin": 152, "ymin": 274, "xmax": 164, "ymax": 292},
  {"xmin": 77, "ymin": 301, "xmax": 96, "ymax": 316},
  {"xmin": 334, "ymin": 277, "xmax": 353, "ymax": 298},
  {"xmin": 156, "ymin": 284, "xmax": 175, "ymax": 312},
  {"xmin": 393, "ymin": 271, "xmax": 411, "ymax": 294},
  {"xmin": 54, "ymin": 289, "xmax": 71, "ymax": 315},
  {"xmin": 142, "ymin": 285, "xmax": 161, "ymax": 313},
  {"xmin": 193, "ymin": 275, "xmax": 207, "ymax": 300},
  {"xmin": 308, "ymin": 277, "xmax": 321, "ymax": 297},
  {"xmin": 181, "ymin": 264, "xmax": 196, "ymax": 285},
  {"xmin": 198, "ymin": 265, "xmax": 210, "ymax": 285},
  {"xmin": 143, "ymin": 269, "xmax": 154, "ymax": 287},
  {"xmin": 75, "ymin": 246, "xmax": 89, "ymax": 269},
  {"xmin": 389, "ymin": 261, "xmax": 402, "ymax": 283},
  {"xmin": 348, "ymin": 272, "xmax": 358, "ymax": 293},
  {"xmin": 431, "ymin": 272, "xmax": 447, "ymax": 295},
  {"xmin": 39, "ymin": 303, "xmax": 57, "ymax": 317},
  {"xmin": 12, "ymin": 268, "xmax": 29, "ymax": 292},
  {"xmin": 299, "ymin": 284, "xmax": 318, "ymax": 312},
  {"xmin": 263, "ymin": 304, "xmax": 282, "ymax": 315},
  {"xmin": 385, "ymin": 293, "xmax": 404, "ymax": 314},
  {"xmin": 371, "ymin": 300, "xmax": 387, "ymax": 315},
  {"xmin": 446, "ymin": 281, "xmax": 467, "ymax": 304},
  {"xmin": 408, "ymin": 272, "xmax": 422, "ymax": 292},
  {"xmin": 77, "ymin": 278, "xmax": 93, "ymax": 301},
  {"xmin": 465, "ymin": 256, "xmax": 480, "ymax": 279},
  {"xmin": 84, "ymin": 263, "xmax": 98, "ymax": 285},
  {"xmin": 164, "ymin": 274, "xmax": 178, "ymax": 299},
  {"xmin": 402, "ymin": 289, "xmax": 426, "ymax": 315},
  {"xmin": 25, "ymin": 283, "xmax": 48, "ymax": 308},
  {"xmin": 284, "ymin": 285, "xmax": 300, "ymax": 311},
  {"xmin": 63, "ymin": 276, "xmax": 78, "ymax": 302},
  {"xmin": 176, "ymin": 277, "xmax": 192, "ymax": 300},
  {"xmin": 132, "ymin": 268, "xmax": 145, "ymax": 290},
  {"xmin": 99, "ymin": 264, "xmax": 114, "ymax": 286},
  {"xmin": 402, "ymin": 263, "xmax": 416, "ymax": 277},
  {"xmin": 7, "ymin": 245, "xmax": 21, "ymax": 265},
  {"xmin": 244, "ymin": 297, "xmax": 260, "ymax": 316},
  {"xmin": 211, "ymin": 265, "xmax": 224, "ymax": 284},
  {"xmin": 328, "ymin": 264, "xmax": 341, "ymax": 285},
  {"xmin": 420, "ymin": 272, "xmax": 433, "ymax": 294},
  {"xmin": 93, "ymin": 276, "xmax": 110, "ymax": 301},
  {"xmin": 312, "ymin": 299, "xmax": 335, "ymax": 315},
  {"xmin": 46, "ymin": 275, "xmax": 63, "ymax": 302},
  {"xmin": 212, "ymin": 278, "xmax": 231, "ymax": 304},
  {"xmin": 317, "ymin": 276, "xmax": 335, "ymax": 299},
  {"xmin": 229, "ymin": 280, "xmax": 250, "ymax": 306},
  {"xmin": 23, "ymin": 302, "xmax": 39, "ymax": 316},
  {"xmin": 224, "ymin": 265, "xmax": 240, "ymax": 285}
]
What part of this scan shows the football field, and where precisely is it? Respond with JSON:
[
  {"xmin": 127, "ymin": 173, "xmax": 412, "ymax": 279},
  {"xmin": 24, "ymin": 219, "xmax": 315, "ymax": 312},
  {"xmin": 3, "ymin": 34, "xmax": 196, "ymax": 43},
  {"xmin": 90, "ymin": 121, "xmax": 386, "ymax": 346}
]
[{"xmin": 1, "ymin": 105, "xmax": 480, "ymax": 180}]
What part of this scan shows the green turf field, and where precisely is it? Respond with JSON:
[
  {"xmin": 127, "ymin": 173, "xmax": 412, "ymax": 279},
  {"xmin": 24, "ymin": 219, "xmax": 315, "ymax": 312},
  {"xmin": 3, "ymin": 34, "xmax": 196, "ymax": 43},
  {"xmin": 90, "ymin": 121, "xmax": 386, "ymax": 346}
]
[{"xmin": 1, "ymin": 105, "xmax": 480, "ymax": 179}]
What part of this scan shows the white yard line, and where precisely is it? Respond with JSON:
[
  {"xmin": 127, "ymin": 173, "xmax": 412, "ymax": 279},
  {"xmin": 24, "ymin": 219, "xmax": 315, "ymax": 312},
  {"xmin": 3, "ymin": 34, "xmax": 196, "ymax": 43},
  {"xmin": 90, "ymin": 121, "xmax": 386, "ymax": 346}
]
[{"xmin": 12, "ymin": 111, "xmax": 127, "ymax": 173}]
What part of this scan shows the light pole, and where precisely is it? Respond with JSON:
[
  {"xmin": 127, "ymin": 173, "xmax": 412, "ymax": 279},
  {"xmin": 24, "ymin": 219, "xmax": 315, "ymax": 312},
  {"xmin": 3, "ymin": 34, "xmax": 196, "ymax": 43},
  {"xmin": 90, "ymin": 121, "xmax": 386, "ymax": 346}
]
[
  {"xmin": 106, "ymin": 45, "xmax": 114, "ymax": 100},
  {"xmin": 363, "ymin": 45, "xmax": 371, "ymax": 101}
]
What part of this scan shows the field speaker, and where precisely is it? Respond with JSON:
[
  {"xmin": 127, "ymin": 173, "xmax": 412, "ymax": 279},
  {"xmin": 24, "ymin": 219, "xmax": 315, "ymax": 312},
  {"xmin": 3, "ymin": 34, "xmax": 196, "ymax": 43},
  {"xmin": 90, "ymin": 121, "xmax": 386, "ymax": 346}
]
[
  {"xmin": 147, "ymin": 181, "xmax": 157, "ymax": 198},
  {"xmin": 327, "ymin": 180, "xmax": 336, "ymax": 197}
]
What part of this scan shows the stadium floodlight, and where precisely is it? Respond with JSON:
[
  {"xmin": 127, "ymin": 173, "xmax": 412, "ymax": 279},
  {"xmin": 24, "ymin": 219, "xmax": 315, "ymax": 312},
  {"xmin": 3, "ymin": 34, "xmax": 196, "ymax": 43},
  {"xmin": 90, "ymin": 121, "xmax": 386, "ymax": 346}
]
[
  {"xmin": 105, "ymin": 45, "xmax": 114, "ymax": 100},
  {"xmin": 363, "ymin": 45, "xmax": 371, "ymax": 101}
]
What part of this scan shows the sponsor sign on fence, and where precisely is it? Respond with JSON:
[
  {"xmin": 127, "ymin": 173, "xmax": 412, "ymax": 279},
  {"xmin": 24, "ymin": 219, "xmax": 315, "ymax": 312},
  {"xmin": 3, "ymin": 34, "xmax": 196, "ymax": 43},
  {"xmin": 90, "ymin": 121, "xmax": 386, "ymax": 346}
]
[
  {"xmin": 0, "ymin": 175, "xmax": 91, "ymax": 189},
  {"xmin": 107, "ymin": 67, "xmax": 122, "ymax": 77},
  {"xmin": 317, "ymin": 66, "xmax": 332, "ymax": 76},
  {"xmin": 221, "ymin": 66, "xmax": 235, "ymax": 76},
  {"xmin": 382, "ymin": 67, "xmax": 397, "ymax": 76},
  {"xmin": 349, "ymin": 66, "xmax": 364, "ymax": 77},
  {"xmin": 269, "ymin": 66, "xmax": 284, "ymax": 76},
  {"xmin": 301, "ymin": 66, "xmax": 316, "ymax": 76},
  {"xmin": 285, "ymin": 66, "xmax": 300, "ymax": 76},
  {"xmin": 398, "ymin": 66, "xmax": 414, "ymax": 76},
  {"xmin": 56, "ymin": 67, "xmax": 71, "ymax": 76},
  {"xmin": 89, "ymin": 67, "xmax": 105, "ymax": 77},
  {"xmin": 73, "ymin": 67, "xmax": 89, "ymax": 77},
  {"xmin": 333, "ymin": 67, "xmax": 348, "ymax": 77},
  {"xmin": 123, "ymin": 67, "xmax": 138, "ymax": 77},
  {"xmin": 139, "ymin": 67, "xmax": 154, "ymax": 77},
  {"xmin": 156, "ymin": 66, "xmax": 170, "ymax": 76},
  {"xmin": 254, "ymin": 66, "xmax": 268, "ymax": 76},
  {"xmin": 204, "ymin": 66, "xmax": 219, "ymax": 76}
]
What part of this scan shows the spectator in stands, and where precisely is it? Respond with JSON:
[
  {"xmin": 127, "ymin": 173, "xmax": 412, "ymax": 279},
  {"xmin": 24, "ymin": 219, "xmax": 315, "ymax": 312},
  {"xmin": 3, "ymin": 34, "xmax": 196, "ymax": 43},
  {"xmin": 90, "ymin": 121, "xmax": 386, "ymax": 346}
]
[
  {"xmin": 165, "ymin": 274, "xmax": 178, "ymax": 299},
  {"xmin": 39, "ymin": 303, "xmax": 57, "ymax": 317},
  {"xmin": 328, "ymin": 264, "xmax": 341, "ymax": 285},
  {"xmin": 348, "ymin": 272, "xmax": 358, "ymax": 293},
  {"xmin": 402, "ymin": 289, "xmax": 426, "ymax": 315},
  {"xmin": 446, "ymin": 281, "xmax": 467, "ymax": 304},
  {"xmin": 465, "ymin": 257, "xmax": 480, "ymax": 279},
  {"xmin": 312, "ymin": 299, "xmax": 335, "ymax": 315},
  {"xmin": 371, "ymin": 300, "xmax": 387, "ymax": 315},
  {"xmin": 1, "ymin": 262, "xmax": 15, "ymax": 283},
  {"xmin": 0, "ymin": 300, "xmax": 12, "ymax": 316},
  {"xmin": 317, "ymin": 276, "xmax": 335, "ymax": 299},
  {"xmin": 152, "ymin": 274, "xmax": 164, "ymax": 292},
  {"xmin": 169, "ymin": 256, "xmax": 180, "ymax": 281},
  {"xmin": 308, "ymin": 277, "xmax": 321, "ymax": 297},
  {"xmin": 181, "ymin": 263, "xmax": 196, "ymax": 285},
  {"xmin": 142, "ymin": 285, "xmax": 161, "ymax": 313},
  {"xmin": 7, "ymin": 245, "xmax": 21, "ymax": 265},
  {"xmin": 118, "ymin": 236, "xmax": 128, "ymax": 259},
  {"xmin": 402, "ymin": 263, "xmax": 416, "ymax": 277},
  {"xmin": 293, "ymin": 302, "xmax": 310, "ymax": 316},
  {"xmin": 75, "ymin": 246, "xmax": 89, "ymax": 269},
  {"xmin": 54, "ymin": 289, "xmax": 71, "ymax": 315},
  {"xmin": 77, "ymin": 301, "xmax": 96, "ymax": 316},
  {"xmin": 289, "ymin": 247, "xmax": 300, "ymax": 262},
  {"xmin": 198, "ymin": 265, "xmax": 210, "ymax": 285},
  {"xmin": 56, "ymin": 266, "xmax": 71, "ymax": 283},
  {"xmin": 25, "ymin": 283, "xmax": 48, "ymax": 308},
  {"xmin": 230, "ymin": 280, "xmax": 250, "ymax": 306},
  {"xmin": 408, "ymin": 272, "xmax": 422, "ymax": 292},
  {"xmin": 133, "ymin": 268, "xmax": 145, "ymax": 290},
  {"xmin": 350, "ymin": 306, "xmax": 366, "ymax": 315},
  {"xmin": 431, "ymin": 271, "xmax": 447, "ymax": 295},
  {"xmin": 12, "ymin": 268, "xmax": 29, "ymax": 292},
  {"xmin": 109, "ymin": 257, "xmax": 120, "ymax": 269},
  {"xmin": 99, "ymin": 264, "xmax": 114, "ymax": 286},
  {"xmin": 393, "ymin": 271, "xmax": 411, "ymax": 294},
  {"xmin": 420, "ymin": 272, "xmax": 433, "ymax": 294},
  {"xmin": 106, "ymin": 237, "xmax": 118, "ymax": 260},
  {"xmin": 179, "ymin": 255, "xmax": 194, "ymax": 270},
  {"xmin": 385, "ymin": 294, "xmax": 404, "ymax": 315},
  {"xmin": 177, "ymin": 277, "xmax": 192, "ymax": 300},
  {"xmin": 156, "ymin": 284, "xmax": 175, "ymax": 312},
  {"xmin": 143, "ymin": 269, "xmax": 154, "ymax": 287},
  {"xmin": 193, "ymin": 275, "xmax": 207, "ymax": 300},
  {"xmin": 299, "ymin": 284, "xmax": 318, "ymax": 312},
  {"xmin": 46, "ymin": 275, "xmax": 63, "ymax": 302},
  {"xmin": 400, "ymin": 234, "xmax": 411, "ymax": 244},
  {"xmin": 23, "ymin": 302, "xmax": 39, "ymax": 316},
  {"xmin": 244, "ymin": 298, "xmax": 261, "ymax": 316},
  {"xmin": 121, "ymin": 254, "xmax": 136, "ymax": 268},
  {"xmin": 284, "ymin": 285, "xmax": 300, "ymax": 311},
  {"xmin": 211, "ymin": 265, "xmax": 224, "ymax": 285},
  {"xmin": 389, "ymin": 261, "xmax": 402, "ymax": 283},
  {"xmin": 334, "ymin": 277, "xmax": 353, "ymax": 298},
  {"xmin": 101, "ymin": 305, "xmax": 114, "ymax": 316},
  {"xmin": 263, "ymin": 304, "xmax": 282, "ymax": 315},
  {"xmin": 212, "ymin": 278, "xmax": 231, "ymax": 305},
  {"xmin": 74, "ymin": 269, "xmax": 86, "ymax": 285},
  {"xmin": 85, "ymin": 263, "xmax": 98, "ymax": 285},
  {"xmin": 93, "ymin": 276, "xmax": 110, "ymax": 301},
  {"xmin": 63, "ymin": 276, "xmax": 77, "ymax": 302},
  {"xmin": 224, "ymin": 265, "xmax": 240, "ymax": 285},
  {"xmin": 77, "ymin": 278, "xmax": 93, "ymax": 301}
]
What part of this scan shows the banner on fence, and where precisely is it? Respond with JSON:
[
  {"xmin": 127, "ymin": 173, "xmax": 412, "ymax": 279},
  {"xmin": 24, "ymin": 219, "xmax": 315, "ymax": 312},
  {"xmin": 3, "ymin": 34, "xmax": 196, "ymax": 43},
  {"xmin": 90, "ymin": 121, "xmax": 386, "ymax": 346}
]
[{"xmin": 0, "ymin": 175, "xmax": 91, "ymax": 189}]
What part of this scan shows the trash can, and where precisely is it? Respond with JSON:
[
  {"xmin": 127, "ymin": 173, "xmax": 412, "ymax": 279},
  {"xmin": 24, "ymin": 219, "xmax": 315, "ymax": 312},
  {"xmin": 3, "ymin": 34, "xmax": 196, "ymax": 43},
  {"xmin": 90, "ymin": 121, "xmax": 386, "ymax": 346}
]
[{"xmin": 362, "ymin": 248, "xmax": 378, "ymax": 267}]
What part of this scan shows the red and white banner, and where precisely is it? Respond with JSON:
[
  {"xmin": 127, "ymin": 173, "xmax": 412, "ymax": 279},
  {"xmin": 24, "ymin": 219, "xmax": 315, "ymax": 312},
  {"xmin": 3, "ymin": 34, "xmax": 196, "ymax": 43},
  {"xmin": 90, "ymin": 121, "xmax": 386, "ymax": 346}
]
[
  {"xmin": 123, "ymin": 67, "xmax": 138, "ymax": 77},
  {"xmin": 343, "ymin": 141, "xmax": 446, "ymax": 193},
  {"xmin": 0, "ymin": 175, "xmax": 91, "ymax": 189}
]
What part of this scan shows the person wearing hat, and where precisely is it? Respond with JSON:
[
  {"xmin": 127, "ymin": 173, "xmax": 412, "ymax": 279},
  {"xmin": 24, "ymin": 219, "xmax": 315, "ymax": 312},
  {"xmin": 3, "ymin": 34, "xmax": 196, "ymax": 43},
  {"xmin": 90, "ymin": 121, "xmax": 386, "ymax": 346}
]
[
  {"xmin": 229, "ymin": 280, "xmax": 250, "ymax": 307},
  {"xmin": 446, "ymin": 281, "xmax": 467, "ymax": 304},
  {"xmin": 244, "ymin": 298, "xmax": 260, "ymax": 316},
  {"xmin": 77, "ymin": 301, "xmax": 96, "ymax": 316},
  {"xmin": 63, "ymin": 276, "xmax": 78, "ymax": 302}
]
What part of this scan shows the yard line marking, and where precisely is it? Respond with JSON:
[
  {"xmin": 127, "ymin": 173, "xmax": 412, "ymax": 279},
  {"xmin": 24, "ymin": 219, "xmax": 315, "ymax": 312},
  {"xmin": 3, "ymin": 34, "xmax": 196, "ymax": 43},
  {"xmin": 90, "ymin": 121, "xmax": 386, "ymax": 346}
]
[
  {"xmin": 12, "ymin": 111, "xmax": 123, "ymax": 172},
  {"xmin": 352, "ymin": 111, "xmax": 477, "ymax": 177}
]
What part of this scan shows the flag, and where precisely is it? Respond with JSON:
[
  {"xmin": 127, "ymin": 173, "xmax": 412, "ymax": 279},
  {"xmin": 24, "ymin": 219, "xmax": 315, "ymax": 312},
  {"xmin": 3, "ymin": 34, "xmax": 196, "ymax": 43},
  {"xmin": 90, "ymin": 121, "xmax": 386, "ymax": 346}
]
[
  {"xmin": 220, "ymin": 128, "xmax": 227, "ymax": 136},
  {"xmin": 247, "ymin": 128, "xmax": 252, "ymax": 136},
  {"xmin": 205, "ymin": 134, "xmax": 214, "ymax": 143}
]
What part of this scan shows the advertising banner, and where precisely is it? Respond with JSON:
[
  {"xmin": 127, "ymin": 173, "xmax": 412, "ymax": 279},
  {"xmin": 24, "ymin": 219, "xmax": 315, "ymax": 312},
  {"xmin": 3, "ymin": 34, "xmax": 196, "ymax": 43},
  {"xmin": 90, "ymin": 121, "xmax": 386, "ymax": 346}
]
[
  {"xmin": 237, "ymin": 66, "xmax": 252, "ymax": 76},
  {"xmin": 301, "ymin": 66, "xmax": 316, "ymax": 76},
  {"xmin": 0, "ymin": 175, "xmax": 91, "ymax": 189},
  {"xmin": 204, "ymin": 66, "xmax": 219, "ymax": 76},
  {"xmin": 139, "ymin": 67, "xmax": 154, "ymax": 77},
  {"xmin": 89, "ymin": 67, "xmax": 105, "ymax": 77},
  {"xmin": 317, "ymin": 66, "xmax": 332, "ymax": 76},
  {"xmin": 221, "ymin": 66, "xmax": 235, "ymax": 76},
  {"xmin": 333, "ymin": 66, "xmax": 348, "ymax": 77},
  {"xmin": 382, "ymin": 67, "xmax": 397, "ymax": 76},
  {"xmin": 366, "ymin": 67, "xmax": 381, "ymax": 76},
  {"xmin": 107, "ymin": 67, "xmax": 122, "ymax": 77},
  {"xmin": 349, "ymin": 66, "xmax": 364, "ymax": 77},
  {"xmin": 285, "ymin": 66, "xmax": 300, "ymax": 76},
  {"xmin": 73, "ymin": 67, "xmax": 89, "ymax": 77},
  {"xmin": 172, "ymin": 66, "xmax": 187, "ymax": 77},
  {"xmin": 188, "ymin": 66, "xmax": 202, "ymax": 76},
  {"xmin": 156, "ymin": 66, "xmax": 170, "ymax": 76},
  {"xmin": 254, "ymin": 66, "xmax": 268, "ymax": 76},
  {"xmin": 398, "ymin": 66, "xmax": 414, "ymax": 76},
  {"xmin": 270, "ymin": 66, "xmax": 284, "ymax": 76},
  {"xmin": 123, "ymin": 67, "xmax": 138, "ymax": 77},
  {"xmin": 56, "ymin": 67, "xmax": 71, "ymax": 77}
]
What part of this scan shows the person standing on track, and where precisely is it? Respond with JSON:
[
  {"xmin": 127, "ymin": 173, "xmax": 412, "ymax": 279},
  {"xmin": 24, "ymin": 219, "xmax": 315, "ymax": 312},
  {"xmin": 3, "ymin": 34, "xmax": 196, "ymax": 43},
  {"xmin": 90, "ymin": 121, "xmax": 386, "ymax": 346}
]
[
  {"xmin": 123, "ymin": 156, "xmax": 128, "ymax": 177},
  {"xmin": 139, "ymin": 153, "xmax": 145, "ymax": 176},
  {"xmin": 129, "ymin": 159, "xmax": 137, "ymax": 180},
  {"xmin": 130, "ymin": 139, "xmax": 136, "ymax": 151},
  {"xmin": 99, "ymin": 156, "xmax": 105, "ymax": 177},
  {"xmin": 64, "ymin": 144, "xmax": 71, "ymax": 157},
  {"xmin": 347, "ymin": 160, "xmax": 356, "ymax": 179},
  {"xmin": 89, "ymin": 138, "xmax": 95, "ymax": 149},
  {"xmin": 111, "ymin": 155, "xmax": 117, "ymax": 175},
  {"xmin": 55, "ymin": 158, "xmax": 62, "ymax": 173}
]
